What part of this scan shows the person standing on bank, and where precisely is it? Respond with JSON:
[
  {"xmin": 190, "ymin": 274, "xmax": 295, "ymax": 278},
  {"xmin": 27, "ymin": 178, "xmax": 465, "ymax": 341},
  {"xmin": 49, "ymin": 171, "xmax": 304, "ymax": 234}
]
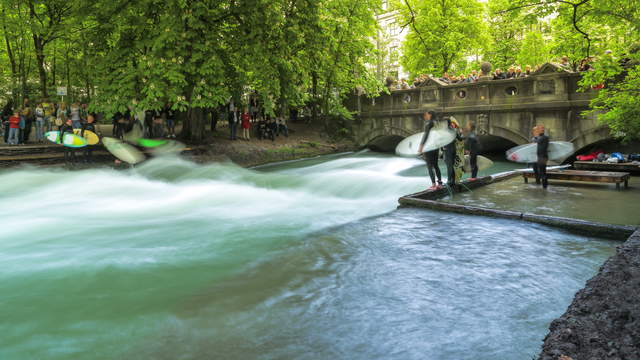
[
  {"xmin": 443, "ymin": 118, "xmax": 463, "ymax": 187},
  {"xmin": 241, "ymin": 108, "xmax": 251, "ymax": 140},
  {"xmin": 417, "ymin": 111, "xmax": 444, "ymax": 190},
  {"xmin": 60, "ymin": 119, "xmax": 76, "ymax": 165},
  {"xmin": 228, "ymin": 103, "xmax": 239, "ymax": 140},
  {"xmin": 533, "ymin": 125, "xmax": 550, "ymax": 188},
  {"xmin": 81, "ymin": 115, "xmax": 97, "ymax": 163},
  {"xmin": 464, "ymin": 122, "xmax": 480, "ymax": 180}
]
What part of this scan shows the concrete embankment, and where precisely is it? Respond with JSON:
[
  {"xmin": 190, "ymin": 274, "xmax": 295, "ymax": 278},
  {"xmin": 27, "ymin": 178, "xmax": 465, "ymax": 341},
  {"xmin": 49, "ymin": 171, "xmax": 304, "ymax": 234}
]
[{"xmin": 538, "ymin": 229, "xmax": 640, "ymax": 360}]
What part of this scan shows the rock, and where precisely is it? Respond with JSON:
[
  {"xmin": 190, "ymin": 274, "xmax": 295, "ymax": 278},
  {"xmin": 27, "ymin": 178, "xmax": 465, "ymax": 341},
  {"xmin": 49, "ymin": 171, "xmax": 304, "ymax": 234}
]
[{"xmin": 538, "ymin": 230, "xmax": 640, "ymax": 360}]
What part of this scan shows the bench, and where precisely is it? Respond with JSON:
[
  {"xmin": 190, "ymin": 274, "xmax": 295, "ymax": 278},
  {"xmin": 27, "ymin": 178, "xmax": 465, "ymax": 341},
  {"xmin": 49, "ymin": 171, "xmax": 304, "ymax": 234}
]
[{"xmin": 522, "ymin": 170, "xmax": 630, "ymax": 189}]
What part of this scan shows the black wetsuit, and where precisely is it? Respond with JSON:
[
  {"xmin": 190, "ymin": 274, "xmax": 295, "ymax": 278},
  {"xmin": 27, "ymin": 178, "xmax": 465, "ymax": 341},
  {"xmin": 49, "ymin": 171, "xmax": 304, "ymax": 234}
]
[
  {"xmin": 81, "ymin": 122, "xmax": 97, "ymax": 163},
  {"xmin": 60, "ymin": 123, "xmax": 76, "ymax": 164},
  {"xmin": 465, "ymin": 131, "xmax": 480, "ymax": 178},
  {"xmin": 534, "ymin": 134, "xmax": 550, "ymax": 188},
  {"xmin": 443, "ymin": 131, "xmax": 463, "ymax": 186},
  {"xmin": 419, "ymin": 119, "xmax": 443, "ymax": 186}
]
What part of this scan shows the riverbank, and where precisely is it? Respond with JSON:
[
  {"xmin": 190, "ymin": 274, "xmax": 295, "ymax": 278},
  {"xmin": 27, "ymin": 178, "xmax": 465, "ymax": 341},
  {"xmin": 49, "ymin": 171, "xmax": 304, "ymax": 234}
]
[
  {"xmin": 538, "ymin": 229, "xmax": 640, "ymax": 360},
  {"xmin": 0, "ymin": 121, "xmax": 358, "ymax": 169},
  {"xmin": 187, "ymin": 122, "xmax": 357, "ymax": 167}
]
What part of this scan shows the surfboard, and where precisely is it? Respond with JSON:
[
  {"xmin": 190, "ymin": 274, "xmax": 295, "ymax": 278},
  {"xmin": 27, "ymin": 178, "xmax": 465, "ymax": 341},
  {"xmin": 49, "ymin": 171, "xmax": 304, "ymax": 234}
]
[
  {"xmin": 463, "ymin": 155, "xmax": 494, "ymax": 173},
  {"xmin": 102, "ymin": 137, "xmax": 146, "ymax": 164},
  {"xmin": 138, "ymin": 138, "xmax": 169, "ymax": 148},
  {"xmin": 45, "ymin": 131, "xmax": 88, "ymax": 148},
  {"xmin": 62, "ymin": 133, "xmax": 88, "ymax": 148},
  {"xmin": 123, "ymin": 123, "xmax": 143, "ymax": 144},
  {"xmin": 73, "ymin": 129, "xmax": 100, "ymax": 145},
  {"xmin": 454, "ymin": 138, "xmax": 465, "ymax": 181},
  {"xmin": 506, "ymin": 141, "xmax": 574, "ymax": 163},
  {"xmin": 395, "ymin": 123, "xmax": 456, "ymax": 157},
  {"xmin": 149, "ymin": 140, "xmax": 186, "ymax": 156},
  {"xmin": 45, "ymin": 131, "xmax": 61, "ymax": 144}
]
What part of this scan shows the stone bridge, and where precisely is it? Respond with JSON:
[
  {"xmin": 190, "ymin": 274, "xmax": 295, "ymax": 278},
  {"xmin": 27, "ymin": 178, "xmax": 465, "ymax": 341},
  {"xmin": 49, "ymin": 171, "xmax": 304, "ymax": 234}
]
[{"xmin": 345, "ymin": 63, "xmax": 609, "ymax": 154}]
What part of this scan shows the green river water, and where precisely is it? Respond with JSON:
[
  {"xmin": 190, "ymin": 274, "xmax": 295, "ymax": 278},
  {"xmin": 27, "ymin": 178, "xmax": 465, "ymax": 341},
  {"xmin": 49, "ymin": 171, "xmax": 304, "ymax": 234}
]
[{"xmin": 0, "ymin": 152, "xmax": 616, "ymax": 359}]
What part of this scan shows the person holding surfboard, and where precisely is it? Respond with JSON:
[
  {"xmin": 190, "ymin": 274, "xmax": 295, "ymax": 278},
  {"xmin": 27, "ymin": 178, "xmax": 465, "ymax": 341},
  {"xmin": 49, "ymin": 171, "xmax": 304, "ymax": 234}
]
[
  {"xmin": 60, "ymin": 119, "xmax": 77, "ymax": 165},
  {"xmin": 81, "ymin": 115, "xmax": 98, "ymax": 163},
  {"xmin": 418, "ymin": 111, "xmax": 444, "ymax": 190},
  {"xmin": 532, "ymin": 125, "xmax": 550, "ymax": 188}
]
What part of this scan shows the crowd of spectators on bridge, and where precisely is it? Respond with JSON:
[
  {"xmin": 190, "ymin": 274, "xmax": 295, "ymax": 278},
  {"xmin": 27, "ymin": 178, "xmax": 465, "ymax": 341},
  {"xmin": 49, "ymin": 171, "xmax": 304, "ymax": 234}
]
[{"xmin": 389, "ymin": 53, "xmax": 608, "ymax": 91}]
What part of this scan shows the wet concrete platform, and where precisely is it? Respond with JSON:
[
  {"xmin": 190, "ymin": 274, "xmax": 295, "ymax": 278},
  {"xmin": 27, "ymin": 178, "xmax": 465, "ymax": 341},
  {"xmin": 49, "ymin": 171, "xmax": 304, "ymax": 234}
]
[{"xmin": 439, "ymin": 175, "xmax": 640, "ymax": 226}]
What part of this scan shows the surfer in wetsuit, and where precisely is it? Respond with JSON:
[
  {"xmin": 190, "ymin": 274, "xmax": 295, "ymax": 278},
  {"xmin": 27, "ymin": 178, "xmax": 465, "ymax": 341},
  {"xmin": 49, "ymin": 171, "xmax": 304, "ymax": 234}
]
[
  {"xmin": 60, "ymin": 119, "xmax": 76, "ymax": 165},
  {"xmin": 533, "ymin": 125, "xmax": 550, "ymax": 188},
  {"xmin": 442, "ymin": 117, "xmax": 463, "ymax": 187},
  {"xmin": 81, "ymin": 115, "xmax": 97, "ymax": 163},
  {"xmin": 418, "ymin": 111, "xmax": 444, "ymax": 190},
  {"xmin": 464, "ymin": 122, "xmax": 480, "ymax": 180}
]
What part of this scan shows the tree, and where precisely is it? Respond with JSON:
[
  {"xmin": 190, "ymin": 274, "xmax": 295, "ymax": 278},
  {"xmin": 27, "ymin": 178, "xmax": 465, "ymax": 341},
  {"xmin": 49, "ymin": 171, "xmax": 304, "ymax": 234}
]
[
  {"xmin": 484, "ymin": 0, "xmax": 528, "ymax": 69},
  {"xmin": 516, "ymin": 30, "xmax": 551, "ymax": 67},
  {"xmin": 395, "ymin": 0, "xmax": 487, "ymax": 77},
  {"xmin": 84, "ymin": 0, "xmax": 383, "ymax": 142}
]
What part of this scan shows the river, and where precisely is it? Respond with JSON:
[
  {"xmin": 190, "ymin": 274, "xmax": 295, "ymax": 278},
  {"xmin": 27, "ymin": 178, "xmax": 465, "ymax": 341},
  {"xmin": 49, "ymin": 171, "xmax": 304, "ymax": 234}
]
[{"xmin": 0, "ymin": 152, "xmax": 615, "ymax": 359}]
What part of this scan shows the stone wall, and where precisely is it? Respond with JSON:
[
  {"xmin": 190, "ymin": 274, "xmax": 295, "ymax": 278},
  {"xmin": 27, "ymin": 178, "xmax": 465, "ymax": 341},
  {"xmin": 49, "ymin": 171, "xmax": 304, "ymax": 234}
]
[{"xmin": 348, "ymin": 63, "xmax": 608, "ymax": 151}]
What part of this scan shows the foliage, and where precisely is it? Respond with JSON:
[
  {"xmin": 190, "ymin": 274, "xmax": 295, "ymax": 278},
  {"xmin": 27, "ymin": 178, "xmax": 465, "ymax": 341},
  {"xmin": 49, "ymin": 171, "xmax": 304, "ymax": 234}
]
[
  {"xmin": 394, "ymin": 0, "xmax": 487, "ymax": 77},
  {"xmin": 516, "ymin": 30, "xmax": 551, "ymax": 68},
  {"xmin": 0, "ymin": 0, "xmax": 383, "ymax": 141}
]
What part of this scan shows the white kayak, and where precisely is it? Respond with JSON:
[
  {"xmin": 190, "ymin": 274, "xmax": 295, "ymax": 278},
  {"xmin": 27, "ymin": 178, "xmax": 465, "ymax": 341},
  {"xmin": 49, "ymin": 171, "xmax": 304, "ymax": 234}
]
[{"xmin": 506, "ymin": 141, "xmax": 574, "ymax": 163}]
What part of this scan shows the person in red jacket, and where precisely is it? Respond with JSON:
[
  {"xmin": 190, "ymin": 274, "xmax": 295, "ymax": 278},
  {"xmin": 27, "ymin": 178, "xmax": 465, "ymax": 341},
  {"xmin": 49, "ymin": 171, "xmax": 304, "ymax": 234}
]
[
  {"xmin": 8, "ymin": 111, "xmax": 20, "ymax": 145},
  {"xmin": 241, "ymin": 109, "xmax": 251, "ymax": 140}
]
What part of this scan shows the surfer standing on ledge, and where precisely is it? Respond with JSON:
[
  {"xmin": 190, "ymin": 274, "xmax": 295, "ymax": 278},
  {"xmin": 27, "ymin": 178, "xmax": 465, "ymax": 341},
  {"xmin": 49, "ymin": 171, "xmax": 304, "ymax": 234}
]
[
  {"xmin": 418, "ymin": 111, "xmax": 444, "ymax": 190},
  {"xmin": 464, "ymin": 121, "xmax": 480, "ymax": 180},
  {"xmin": 533, "ymin": 125, "xmax": 550, "ymax": 189},
  {"xmin": 443, "ymin": 118, "xmax": 463, "ymax": 187}
]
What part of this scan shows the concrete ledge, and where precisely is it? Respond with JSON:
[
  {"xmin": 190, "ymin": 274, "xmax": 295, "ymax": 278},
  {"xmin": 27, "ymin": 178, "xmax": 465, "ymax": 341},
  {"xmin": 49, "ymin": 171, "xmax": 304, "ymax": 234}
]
[
  {"xmin": 399, "ymin": 196, "xmax": 636, "ymax": 240},
  {"xmin": 538, "ymin": 229, "xmax": 640, "ymax": 360},
  {"xmin": 398, "ymin": 169, "xmax": 636, "ymax": 239}
]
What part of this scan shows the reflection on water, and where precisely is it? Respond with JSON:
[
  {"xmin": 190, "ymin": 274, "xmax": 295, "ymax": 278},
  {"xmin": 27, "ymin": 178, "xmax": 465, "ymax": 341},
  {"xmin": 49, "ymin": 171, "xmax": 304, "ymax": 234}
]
[{"xmin": 0, "ymin": 152, "xmax": 616, "ymax": 359}]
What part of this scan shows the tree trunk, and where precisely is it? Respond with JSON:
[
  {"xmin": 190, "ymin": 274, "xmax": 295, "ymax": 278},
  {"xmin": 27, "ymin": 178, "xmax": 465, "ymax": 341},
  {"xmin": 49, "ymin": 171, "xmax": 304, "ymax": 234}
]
[
  {"xmin": 33, "ymin": 34, "xmax": 48, "ymax": 98},
  {"xmin": 311, "ymin": 71, "xmax": 318, "ymax": 124},
  {"xmin": 182, "ymin": 107, "xmax": 205, "ymax": 143},
  {"xmin": 2, "ymin": 18, "xmax": 18, "ymax": 102},
  {"xmin": 52, "ymin": 49, "xmax": 56, "ymax": 88}
]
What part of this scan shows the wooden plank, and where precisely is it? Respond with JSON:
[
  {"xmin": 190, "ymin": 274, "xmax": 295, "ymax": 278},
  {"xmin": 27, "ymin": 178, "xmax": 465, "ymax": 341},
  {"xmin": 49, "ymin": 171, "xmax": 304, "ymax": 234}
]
[
  {"xmin": 574, "ymin": 161, "xmax": 640, "ymax": 174},
  {"xmin": 521, "ymin": 170, "xmax": 630, "ymax": 184}
]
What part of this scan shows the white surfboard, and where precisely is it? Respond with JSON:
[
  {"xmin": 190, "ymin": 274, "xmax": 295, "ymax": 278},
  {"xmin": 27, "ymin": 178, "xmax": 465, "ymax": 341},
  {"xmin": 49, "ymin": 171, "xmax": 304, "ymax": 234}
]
[
  {"xmin": 463, "ymin": 155, "xmax": 493, "ymax": 173},
  {"xmin": 395, "ymin": 123, "xmax": 456, "ymax": 157},
  {"xmin": 102, "ymin": 137, "xmax": 146, "ymax": 164},
  {"xmin": 506, "ymin": 141, "xmax": 574, "ymax": 163}
]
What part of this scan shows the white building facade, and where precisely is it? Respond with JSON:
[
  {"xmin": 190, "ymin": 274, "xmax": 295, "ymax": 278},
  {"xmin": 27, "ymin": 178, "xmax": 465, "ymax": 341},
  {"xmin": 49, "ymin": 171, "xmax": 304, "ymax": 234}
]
[{"xmin": 374, "ymin": 1, "xmax": 410, "ymax": 82}]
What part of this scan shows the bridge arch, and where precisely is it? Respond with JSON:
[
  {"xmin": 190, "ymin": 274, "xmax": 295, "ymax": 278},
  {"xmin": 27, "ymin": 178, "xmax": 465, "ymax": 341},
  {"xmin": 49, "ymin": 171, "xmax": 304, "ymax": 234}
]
[
  {"xmin": 360, "ymin": 126, "xmax": 415, "ymax": 148},
  {"xmin": 487, "ymin": 125, "xmax": 529, "ymax": 146},
  {"xmin": 570, "ymin": 126, "xmax": 613, "ymax": 154}
]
